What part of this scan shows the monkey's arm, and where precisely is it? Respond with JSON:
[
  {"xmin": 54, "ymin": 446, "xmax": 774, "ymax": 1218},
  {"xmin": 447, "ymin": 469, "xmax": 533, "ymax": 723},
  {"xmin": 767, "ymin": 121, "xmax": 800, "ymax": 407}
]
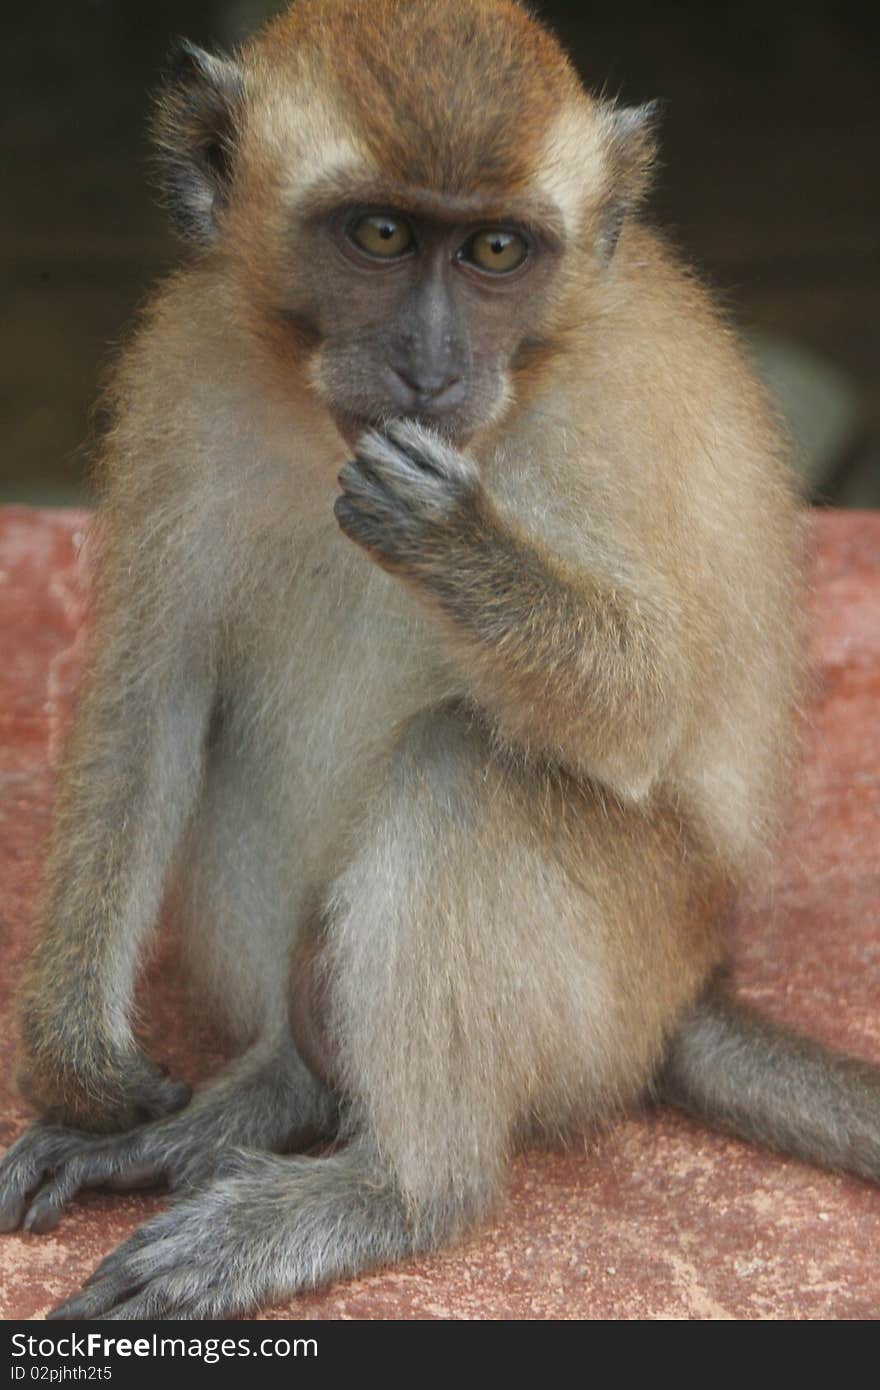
[
  {"xmin": 17, "ymin": 534, "xmax": 216, "ymax": 1131},
  {"xmin": 336, "ymin": 421, "xmax": 684, "ymax": 799}
]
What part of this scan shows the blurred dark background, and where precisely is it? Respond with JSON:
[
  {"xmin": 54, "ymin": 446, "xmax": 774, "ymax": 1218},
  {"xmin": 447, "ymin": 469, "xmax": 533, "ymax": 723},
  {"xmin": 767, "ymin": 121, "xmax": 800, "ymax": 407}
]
[{"xmin": 2, "ymin": 0, "xmax": 878, "ymax": 505}]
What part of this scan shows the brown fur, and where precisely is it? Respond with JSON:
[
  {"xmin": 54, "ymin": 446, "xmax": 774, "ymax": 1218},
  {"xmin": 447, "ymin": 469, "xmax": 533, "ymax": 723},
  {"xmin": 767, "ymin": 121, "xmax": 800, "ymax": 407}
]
[{"xmin": 261, "ymin": 0, "xmax": 580, "ymax": 193}]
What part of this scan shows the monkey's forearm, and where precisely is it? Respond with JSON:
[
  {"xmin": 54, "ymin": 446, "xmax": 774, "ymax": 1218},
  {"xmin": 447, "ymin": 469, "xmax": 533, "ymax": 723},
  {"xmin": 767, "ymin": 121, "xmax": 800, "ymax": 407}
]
[
  {"xmin": 337, "ymin": 422, "xmax": 683, "ymax": 796},
  {"xmin": 421, "ymin": 508, "xmax": 681, "ymax": 793},
  {"xmin": 20, "ymin": 653, "xmax": 215, "ymax": 1127}
]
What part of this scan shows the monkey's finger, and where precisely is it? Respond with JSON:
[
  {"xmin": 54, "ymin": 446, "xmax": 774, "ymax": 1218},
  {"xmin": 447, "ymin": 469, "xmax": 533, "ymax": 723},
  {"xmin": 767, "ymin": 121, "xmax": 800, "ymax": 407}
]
[
  {"xmin": 104, "ymin": 1282, "xmax": 242, "ymax": 1320},
  {"xmin": 101, "ymin": 1289, "xmax": 179, "ymax": 1320},
  {"xmin": 351, "ymin": 449, "xmax": 453, "ymax": 517},
  {"xmin": 339, "ymin": 454, "xmax": 462, "ymax": 549},
  {"xmin": 353, "ymin": 431, "xmax": 478, "ymax": 530},
  {"xmin": 99, "ymin": 1264, "xmax": 256, "ymax": 1320},
  {"xmin": 54, "ymin": 1252, "xmax": 190, "ymax": 1322},
  {"xmin": 0, "ymin": 1159, "xmax": 36, "ymax": 1232},
  {"xmin": 355, "ymin": 427, "xmax": 441, "ymax": 481},
  {"xmin": 386, "ymin": 419, "xmax": 448, "ymax": 472},
  {"xmin": 359, "ymin": 421, "xmax": 451, "ymax": 482},
  {"xmin": 135, "ymin": 1073, "xmax": 193, "ymax": 1122},
  {"xmin": 375, "ymin": 419, "xmax": 479, "ymax": 493},
  {"xmin": 336, "ymin": 472, "xmax": 402, "ymax": 531},
  {"xmin": 338, "ymin": 455, "xmax": 453, "ymax": 549},
  {"xmin": 337, "ymin": 459, "xmax": 399, "ymax": 513},
  {"xmin": 21, "ymin": 1156, "xmax": 110, "ymax": 1234},
  {"xmin": 333, "ymin": 498, "xmax": 411, "ymax": 571},
  {"xmin": 354, "ymin": 433, "xmax": 456, "ymax": 509},
  {"xmin": 100, "ymin": 1268, "xmax": 219, "ymax": 1320},
  {"xmin": 333, "ymin": 496, "xmax": 400, "ymax": 557}
]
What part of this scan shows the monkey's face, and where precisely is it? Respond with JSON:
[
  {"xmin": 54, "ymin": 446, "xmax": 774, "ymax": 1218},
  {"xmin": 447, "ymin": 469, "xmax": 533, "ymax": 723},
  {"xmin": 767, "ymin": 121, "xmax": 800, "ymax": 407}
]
[
  {"xmin": 153, "ymin": 10, "xmax": 659, "ymax": 452},
  {"xmin": 285, "ymin": 191, "xmax": 566, "ymax": 446}
]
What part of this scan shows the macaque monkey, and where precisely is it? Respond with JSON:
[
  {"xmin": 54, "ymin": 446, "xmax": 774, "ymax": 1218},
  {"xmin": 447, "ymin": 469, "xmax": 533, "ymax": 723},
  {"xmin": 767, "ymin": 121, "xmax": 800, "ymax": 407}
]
[{"xmin": 1, "ymin": 0, "xmax": 878, "ymax": 1321}]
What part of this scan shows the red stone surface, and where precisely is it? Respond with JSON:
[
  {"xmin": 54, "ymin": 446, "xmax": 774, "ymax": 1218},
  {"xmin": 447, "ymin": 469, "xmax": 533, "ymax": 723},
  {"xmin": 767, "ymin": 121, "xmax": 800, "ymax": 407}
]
[{"xmin": 0, "ymin": 505, "xmax": 878, "ymax": 1321}]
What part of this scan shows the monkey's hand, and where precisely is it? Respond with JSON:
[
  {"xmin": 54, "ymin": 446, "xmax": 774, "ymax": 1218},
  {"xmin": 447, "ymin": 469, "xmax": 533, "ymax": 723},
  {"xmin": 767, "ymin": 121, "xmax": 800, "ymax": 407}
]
[
  {"xmin": 16, "ymin": 1029, "xmax": 191, "ymax": 1135},
  {"xmin": 1, "ymin": 1039, "xmax": 190, "ymax": 1234},
  {"xmin": 336, "ymin": 421, "xmax": 679, "ymax": 798},
  {"xmin": 334, "ymin": 419, "xmax": 484, "ymax": 575}
]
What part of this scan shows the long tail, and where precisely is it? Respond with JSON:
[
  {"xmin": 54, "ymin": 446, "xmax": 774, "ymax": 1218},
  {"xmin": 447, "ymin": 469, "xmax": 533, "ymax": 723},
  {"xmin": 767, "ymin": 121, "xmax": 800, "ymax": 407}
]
[{"xmin": 657, "ymin": 981, "xmax": 880, "ymax": 1182}]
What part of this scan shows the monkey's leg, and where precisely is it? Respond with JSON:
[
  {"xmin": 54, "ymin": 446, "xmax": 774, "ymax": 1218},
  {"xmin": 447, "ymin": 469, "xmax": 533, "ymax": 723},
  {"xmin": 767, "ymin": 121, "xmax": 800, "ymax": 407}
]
[
  {"xmin": 47, "ymin": 707, "xmax": 725, "ymax": 1321},
  {"xmin": 44, "ymin": 711, "xmax": 533, "ymax": 1318},
  {"xmin": 659, "ymin": 982, "xmax": 880, "ymax": 1181},
  {"xmin": 0, "ymin": 1035, "xmax": 337, "ymax": 1235}
]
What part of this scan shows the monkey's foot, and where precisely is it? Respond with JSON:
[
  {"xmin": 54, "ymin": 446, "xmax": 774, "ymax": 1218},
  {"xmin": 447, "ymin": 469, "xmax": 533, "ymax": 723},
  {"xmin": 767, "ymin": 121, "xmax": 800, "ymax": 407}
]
[
  {"xmin": 48, "ymin": 1158, "xmax": 281, "ymax": 1320},
  {"xmin": 48, "ymin": 1147, "xmax": 414, "ymax": 1320}
]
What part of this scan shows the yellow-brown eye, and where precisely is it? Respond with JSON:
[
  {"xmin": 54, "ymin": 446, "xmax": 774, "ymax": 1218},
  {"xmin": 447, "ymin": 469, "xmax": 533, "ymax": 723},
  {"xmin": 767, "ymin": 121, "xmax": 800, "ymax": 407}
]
[
  {"xmin": 462, "ymin": 229, "xmax": 528, "ymax": 274},
  {"xmin": 349, "ymin": 213, "xmax": 414, "ymax": 259}
]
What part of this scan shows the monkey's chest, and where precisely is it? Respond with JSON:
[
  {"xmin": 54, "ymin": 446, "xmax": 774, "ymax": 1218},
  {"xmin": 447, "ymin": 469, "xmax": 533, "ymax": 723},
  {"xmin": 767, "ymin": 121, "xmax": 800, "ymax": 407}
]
[{"xmin": 225, "ymin": 542, "xmax": 457, "ymax": 857}]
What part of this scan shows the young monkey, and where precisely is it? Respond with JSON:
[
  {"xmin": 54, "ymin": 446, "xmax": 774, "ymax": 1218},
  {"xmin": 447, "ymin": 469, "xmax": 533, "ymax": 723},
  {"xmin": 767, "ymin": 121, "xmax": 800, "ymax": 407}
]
[{"xmin": 1, "ymin": 0, "xmax": 878, "ymax": 1320}]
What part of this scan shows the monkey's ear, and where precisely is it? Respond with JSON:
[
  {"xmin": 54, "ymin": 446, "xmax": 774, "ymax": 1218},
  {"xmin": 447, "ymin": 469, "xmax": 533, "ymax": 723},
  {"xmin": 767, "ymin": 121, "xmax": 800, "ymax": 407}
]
[
  {"xmin": 152, "ymin": 38, "xmax": 245, "ymax": 243},
  {"xmin": 598, "ymin": 100, "xmax": 661, "ymax": 259}
]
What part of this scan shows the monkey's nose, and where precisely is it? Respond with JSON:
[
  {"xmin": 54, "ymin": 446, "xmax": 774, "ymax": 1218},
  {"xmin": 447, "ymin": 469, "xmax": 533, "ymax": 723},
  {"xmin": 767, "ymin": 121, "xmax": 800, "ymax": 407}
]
[{"xmin": 387, "ymin": 366, "xmax": 464, "ymax": 413}]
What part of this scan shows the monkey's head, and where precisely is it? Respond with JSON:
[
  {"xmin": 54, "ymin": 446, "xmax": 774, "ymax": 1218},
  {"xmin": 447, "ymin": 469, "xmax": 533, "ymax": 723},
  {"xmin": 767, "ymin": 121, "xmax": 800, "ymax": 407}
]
[{"xmin": 154, "ymin": 0, "xmax": 657, "ymax": 445}]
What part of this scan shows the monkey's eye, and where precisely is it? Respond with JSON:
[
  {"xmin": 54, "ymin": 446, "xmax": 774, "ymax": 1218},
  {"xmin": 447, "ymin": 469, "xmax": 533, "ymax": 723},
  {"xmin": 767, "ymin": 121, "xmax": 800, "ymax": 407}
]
[
  {"xmin": 460, "ymin": 229, "xmax": 529, "ymax": 275},
  {"xmin": 348, "ymin": 214, "xmax": 414, "ymax": 260}
]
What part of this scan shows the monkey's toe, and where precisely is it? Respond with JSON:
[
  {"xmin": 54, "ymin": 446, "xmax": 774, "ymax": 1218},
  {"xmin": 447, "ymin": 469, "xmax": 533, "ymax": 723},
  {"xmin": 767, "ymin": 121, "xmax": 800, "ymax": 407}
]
[
  {"xmin": 0, "ymin": 1122, "xmax": 171, "ymax": 1238},
  {"xmin": 0, "ymin": 1124, "xmax": 64, "ymax": 1232},
  {"xmin": 21, "ymin": 1189, "xmax": 66, "ymax": 1235},
  {"xmin": 0, "ymin": 1191, "xmax": 29, "ymax": 1234}
]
